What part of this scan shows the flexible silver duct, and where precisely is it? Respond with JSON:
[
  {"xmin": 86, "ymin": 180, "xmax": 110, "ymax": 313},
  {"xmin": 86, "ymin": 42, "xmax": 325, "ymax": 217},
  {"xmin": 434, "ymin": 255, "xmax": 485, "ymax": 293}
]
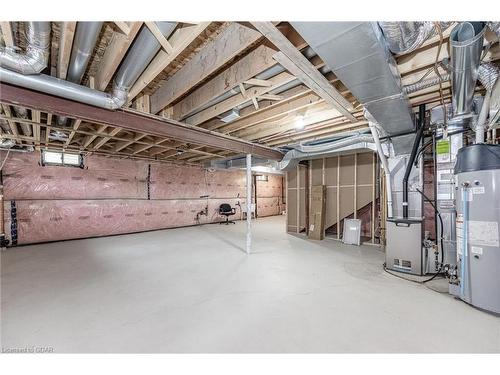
[
  {"xmin": 477, "ymin": 62, "xmax": 499, "ymax": 92},
  {"xmin": 475, "ymin": 63, "xmax": 499, "ymax": 143},
  {"xmin": 1, "ymin": 22, "xmax": 177, "ymax": 112},
  {"xmin": 67, "ymin": 22, "xmax": 103, "ymax": 83},
  {"xmin": 487, "ymin": 22, "xmax": 500, "ymax": 39},
  {"xmin": 0, "ymin": 22, "xmax": 51, "ymax": 74},
  {"xmin": 279, "ymin": 134, "xmax": 374, "ymax": 170},
  {"xmin": 378, "ymin": 22, "xmax": 452, "ymax": 55},
  {"xmin": 450, "ymin": 22, "xmax": 486, "ymax": 118},
  {"xmin": 403, "ymin": 73, "xmax": 451, "ymax": 94},
  {"xmin": 291, "ymin": 22, "xmax": 415, "ymax": 155}
]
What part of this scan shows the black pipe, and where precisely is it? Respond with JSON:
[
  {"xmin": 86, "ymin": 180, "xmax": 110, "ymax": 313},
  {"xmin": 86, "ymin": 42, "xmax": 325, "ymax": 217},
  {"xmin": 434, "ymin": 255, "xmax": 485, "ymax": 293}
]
[{"xmin": 403, "ymin": 104, "xmax": 426, "ymax": 219}]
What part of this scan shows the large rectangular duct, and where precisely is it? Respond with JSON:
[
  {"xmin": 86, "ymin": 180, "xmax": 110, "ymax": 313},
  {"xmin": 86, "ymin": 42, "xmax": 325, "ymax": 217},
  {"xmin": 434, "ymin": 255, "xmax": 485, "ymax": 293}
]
[{"xmin": 291, "ymin": 22, "xmax": 416, "ymax": 154}]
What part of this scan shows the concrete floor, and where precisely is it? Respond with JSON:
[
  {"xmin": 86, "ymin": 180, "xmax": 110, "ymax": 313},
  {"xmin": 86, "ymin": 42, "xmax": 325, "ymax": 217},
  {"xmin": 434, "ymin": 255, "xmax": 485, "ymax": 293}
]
[{"xmin": 1, "ymin": 216, "xmax": 499, "ymax": 353}]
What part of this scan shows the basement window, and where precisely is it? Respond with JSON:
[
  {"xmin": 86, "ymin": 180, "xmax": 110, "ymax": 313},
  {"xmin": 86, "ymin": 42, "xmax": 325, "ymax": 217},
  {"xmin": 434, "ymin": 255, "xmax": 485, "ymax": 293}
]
[
  {"xmin": 255, "ymin": 175, "xmax": 268, "ymax": 182},
  {"xmin": 42, "ymin": 151, "xmax": 83, "ymax": 167}
]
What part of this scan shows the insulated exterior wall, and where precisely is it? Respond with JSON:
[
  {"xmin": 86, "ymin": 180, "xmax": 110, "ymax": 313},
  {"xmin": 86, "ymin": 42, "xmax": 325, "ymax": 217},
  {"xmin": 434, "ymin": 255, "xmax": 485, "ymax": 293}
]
[
  {"xmin": 256, "ymin": 173, "xmax": 285, "ymax": 217},
  {"xmin": 0, "ymin": 151, "xmax": 283, "ymax": 245}
]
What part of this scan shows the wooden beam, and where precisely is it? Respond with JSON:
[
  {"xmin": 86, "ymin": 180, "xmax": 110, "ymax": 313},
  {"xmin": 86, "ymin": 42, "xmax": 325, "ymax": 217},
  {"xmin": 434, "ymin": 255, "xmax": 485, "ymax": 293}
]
[
  {"xmin": 244, "ymin": 78, "xmax": 272, "ymax": 87},
  {"xmin": 251, "ymin": 22, "xmax": 355, "ymax": 121},
  {"xmin": 150, "ymin": 23, "xmax": 263, "ymax": 114},
  {"xmin": 93, "ymin": 127, "xmax": 122, "ymax": 150},
  {"xmin": 185, "ymin": 71, "xmax": 296, "ymax": 126},
  {"xmin": 114, "ymin": 133, "xmax": 147, "ymax": 152},
  {"xmin": 32, "ymin": 110, "xmax": 41, "ymax": 146},
  {"xmin": 145, "ymin": 22, "xmax": 174, "ymax": 54},
  {"xmin": 83, "ymin": 125, "xmax": 107, "ymax": 148},
  {"xmin": 95, "ymin": 22, "xmax": 142, "ymax": 91},
  {"xmin": 188, "ymin": 54, "xmax": 325, "ymax": 127},
  {"xmin": 1, "ymin": 105, "xmax": 18, "ymax": 136},
  {"xmin": 0, "ymin": 115, "xmax": 227, "ymax": 160},
  {"xmin": 258, "ymin": 94, "xmax": 283, "ymax": 101},
  {"xmin": 0, "ymin": 83, "xmax": 283, "ymax": 160},
  {"xmin": 57, "ymin": 22, "xmax": 77, "ymax": 79},
  {"xmin": 65, "ymin": 119, "xmax": 82, "ymax": 146},
  {"xmin": 273, "ymin": 51, "xmax": 356, "ymax": 122},
  {"xmin": 127, "ymin": 22, "xmax": 211, "ymax": 101},
  {"xmin": 171, "ymin": 44, "xmax": 277, "ymax": 120},
  {"xmin": 0, "ymin": 22, "xmax": 14, "ymax": 47},
  {"xmin": 114, "ymin": 22, "xmax": 131, "ymax": 35}
]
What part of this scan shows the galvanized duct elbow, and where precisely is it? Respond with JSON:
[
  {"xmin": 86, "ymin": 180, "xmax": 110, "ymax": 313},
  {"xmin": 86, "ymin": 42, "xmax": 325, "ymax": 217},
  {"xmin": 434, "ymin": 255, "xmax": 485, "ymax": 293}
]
[
  {"xmin": 450, "ymin": 22, "xmax": 486, "ymax": 118},
  {"xmin": 0, "ymin": 22, "xmax": 51, "ymax": 74},
  {"xmin": 279, "ymin": 134, "xmax": 374, "ymax": 171},
  {"xmin": 378, "ymin": 22, "xmax": 452, "ymax": 55}
]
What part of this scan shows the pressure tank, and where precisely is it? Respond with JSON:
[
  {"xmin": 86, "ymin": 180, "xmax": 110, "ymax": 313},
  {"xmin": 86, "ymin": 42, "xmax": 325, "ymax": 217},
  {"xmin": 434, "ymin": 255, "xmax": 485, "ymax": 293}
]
[{"xmin": 454, "ymin": 144, "xmax": 500, "ymax": 314}]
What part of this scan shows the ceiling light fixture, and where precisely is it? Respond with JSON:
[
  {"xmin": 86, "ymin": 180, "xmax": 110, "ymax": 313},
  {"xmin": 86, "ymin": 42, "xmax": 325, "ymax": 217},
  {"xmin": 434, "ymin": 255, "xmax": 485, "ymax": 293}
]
[{"xmin": 294, "ymin": 115, "xmax": 305, "ymax": 130}]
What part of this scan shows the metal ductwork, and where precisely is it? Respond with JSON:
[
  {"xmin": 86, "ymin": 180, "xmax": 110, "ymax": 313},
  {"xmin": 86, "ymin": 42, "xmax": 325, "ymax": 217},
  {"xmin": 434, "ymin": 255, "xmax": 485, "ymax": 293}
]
[
  {"xmin": 59, "ymin": 22, "xmax": 103, "ymax": 125},
  {"xmin": 0, "ymin": 68, "xmax": 128, "ymax": 109},
  {"xmin": 67, "ymin": 22, "xmax": 103, "ymax": 84},
  {"xmin": 0, "ymin": 22, "xmax": 51, "ymax": 74},
  {"xmin": 291, "ymin": 22, "xmax": 415, "ymax": 155},
  {"xmin": 378, "ymin": 22, "xmax": 452, "ymax": 55},
  {"xmin": 278, "ymin": 134, "xmax": 375, "ymax": 171},
  {"xmin": 116, "ymin": 22, "xmax": 177, "ymax": 93},
  {"xmin": 0, "ymin": 22, "xmax": 177, "ymax": 112},
  {"xmin": 450, "ymin": 22, "xmax": 486, "ymax": 118}
]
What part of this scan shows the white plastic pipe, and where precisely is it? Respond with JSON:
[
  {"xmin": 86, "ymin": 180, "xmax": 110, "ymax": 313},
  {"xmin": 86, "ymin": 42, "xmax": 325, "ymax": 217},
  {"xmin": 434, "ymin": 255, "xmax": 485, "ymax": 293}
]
[
  {"xmin": 246, "ymin": 153, "xmax": 252, "ymax": 254},
  {"xmin": 369, "ymin": 122, "xmax": 394, "ymax": 218}
]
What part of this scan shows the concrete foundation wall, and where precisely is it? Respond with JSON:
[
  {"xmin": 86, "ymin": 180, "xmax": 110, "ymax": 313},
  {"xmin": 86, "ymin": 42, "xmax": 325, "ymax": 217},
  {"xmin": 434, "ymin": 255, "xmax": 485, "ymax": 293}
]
[{"xmin": 1, "ymin": 151, "xmax": 283, "ymax": 245}]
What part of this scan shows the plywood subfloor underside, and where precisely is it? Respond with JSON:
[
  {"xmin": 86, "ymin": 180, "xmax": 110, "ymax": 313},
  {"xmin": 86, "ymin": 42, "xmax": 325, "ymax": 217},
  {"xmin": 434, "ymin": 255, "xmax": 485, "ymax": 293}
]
[{"xmin": 1, "ymin": 216, "xmax": 499, "ymax": 353}]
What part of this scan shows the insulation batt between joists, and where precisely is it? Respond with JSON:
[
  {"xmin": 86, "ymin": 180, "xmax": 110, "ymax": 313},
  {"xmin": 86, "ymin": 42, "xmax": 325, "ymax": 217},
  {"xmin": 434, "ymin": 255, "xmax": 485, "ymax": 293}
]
[{"xmin": 0, "ymin": 151, "xmax": 284, "ymax": 245}]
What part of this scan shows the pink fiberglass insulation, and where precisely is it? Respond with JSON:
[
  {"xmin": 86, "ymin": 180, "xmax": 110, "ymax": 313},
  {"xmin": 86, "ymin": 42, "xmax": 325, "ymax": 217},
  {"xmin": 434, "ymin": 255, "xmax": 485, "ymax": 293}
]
[
  {"xmin": 1, "ymin": 151, "xmax": 284, "ymax": 245},
  {"xmin": 2, "ymin": 151, "xmax": 148, "ymax": 200},
  {"xmin": 3, "ymin": 198, "xmax": 246, "ymax": 245}
]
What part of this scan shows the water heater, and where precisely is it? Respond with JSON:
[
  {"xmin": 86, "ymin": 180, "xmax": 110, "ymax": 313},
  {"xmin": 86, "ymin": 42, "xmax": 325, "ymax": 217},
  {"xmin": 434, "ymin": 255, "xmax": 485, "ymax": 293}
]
[{"xmin": 454, "ymin": 144, "xmax": 500, "ymax": 314}]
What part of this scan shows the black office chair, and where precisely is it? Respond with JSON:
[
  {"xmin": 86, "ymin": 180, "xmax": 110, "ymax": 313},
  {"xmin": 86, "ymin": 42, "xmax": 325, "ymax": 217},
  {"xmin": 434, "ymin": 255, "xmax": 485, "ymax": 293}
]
[{"xmin": 219, "ymin": 203, "xmax": 236, "ymax": 225}]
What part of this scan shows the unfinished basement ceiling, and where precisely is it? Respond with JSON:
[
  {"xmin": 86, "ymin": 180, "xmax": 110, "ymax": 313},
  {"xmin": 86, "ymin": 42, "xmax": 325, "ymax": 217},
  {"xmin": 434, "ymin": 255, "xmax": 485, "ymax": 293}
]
[{"xmin": 1, "ymin": 21, "xmax": 499, "ymax": 164}]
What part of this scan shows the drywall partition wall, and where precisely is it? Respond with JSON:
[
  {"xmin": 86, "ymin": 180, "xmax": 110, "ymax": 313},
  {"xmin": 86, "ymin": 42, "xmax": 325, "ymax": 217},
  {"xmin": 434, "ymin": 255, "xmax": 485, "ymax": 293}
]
[
  {"xmin": 0, "ymin": 151, "xmax": 283, "ymax": 245},
  {"xmin": 287, "ymin": 152, "xmax": 379, "ymax": 241}
]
